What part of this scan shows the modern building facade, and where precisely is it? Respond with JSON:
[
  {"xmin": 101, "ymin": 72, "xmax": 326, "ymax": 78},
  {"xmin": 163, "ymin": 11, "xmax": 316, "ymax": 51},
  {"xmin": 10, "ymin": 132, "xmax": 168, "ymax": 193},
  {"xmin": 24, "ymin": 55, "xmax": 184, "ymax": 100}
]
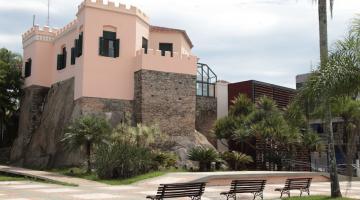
[
  {"xmin": 228, "ymin": 80, "xmax": 296, "ymax": 109},
  {"xmin": 11, "ymin": 0, "xmax": 217, "ymax": 168}
]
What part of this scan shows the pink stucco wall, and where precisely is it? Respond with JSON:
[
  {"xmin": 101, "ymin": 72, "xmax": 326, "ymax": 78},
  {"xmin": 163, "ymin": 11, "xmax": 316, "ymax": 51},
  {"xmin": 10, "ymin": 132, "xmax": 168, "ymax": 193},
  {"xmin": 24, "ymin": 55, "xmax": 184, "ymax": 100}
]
[
  {"xmin": 135, "ymin": 49, "xmax": 197, "ymax": 75},
  {"xmin": 22, "ymin": 0, "xmax": 197, "ymax": 100}
]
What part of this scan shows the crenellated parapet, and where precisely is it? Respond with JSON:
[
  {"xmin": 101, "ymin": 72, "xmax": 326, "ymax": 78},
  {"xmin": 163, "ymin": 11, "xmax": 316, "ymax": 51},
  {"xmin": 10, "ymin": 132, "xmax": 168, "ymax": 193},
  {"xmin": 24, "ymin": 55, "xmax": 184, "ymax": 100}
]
[
  {"xmin": 77, "ymin": 0, "xmax": 149, "ymax": 24},
  {"xmin": 54, "ymin": 19, "xmax": 78, "ymax": 40},
  {"xmin": 135, "ymin": 49, "xmax": 198, "ymax": 75},
  {"xmin": 22, "ymin": 25, "xmax": 58, "ymax": 47}
]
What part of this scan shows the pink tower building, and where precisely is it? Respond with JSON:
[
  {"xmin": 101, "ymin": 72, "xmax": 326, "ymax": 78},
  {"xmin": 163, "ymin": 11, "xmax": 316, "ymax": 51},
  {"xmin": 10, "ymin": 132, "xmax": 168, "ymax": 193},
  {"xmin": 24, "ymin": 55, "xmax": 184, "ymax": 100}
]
[{"xmin": 12, "ymin": 0, "xmax": 217, "ymax": 168}]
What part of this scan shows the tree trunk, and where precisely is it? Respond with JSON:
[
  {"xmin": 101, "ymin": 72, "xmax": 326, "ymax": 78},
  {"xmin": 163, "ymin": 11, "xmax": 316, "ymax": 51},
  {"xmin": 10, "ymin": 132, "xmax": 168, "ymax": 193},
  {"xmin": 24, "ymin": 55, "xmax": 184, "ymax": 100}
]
[
  {"xmin": 319, "ymin": 0, "xmax": 342, "ymax": 197},
  {"xmin": 325, "ymin": 103, "xmax": 342, "ymax": 198},
  {"xmin": 86, "ymin": 142, "xmax": 91, "ymax": 173},
  {"xmin": 318, "ymin": 0, "xmax": 329, "ymax": 65}
]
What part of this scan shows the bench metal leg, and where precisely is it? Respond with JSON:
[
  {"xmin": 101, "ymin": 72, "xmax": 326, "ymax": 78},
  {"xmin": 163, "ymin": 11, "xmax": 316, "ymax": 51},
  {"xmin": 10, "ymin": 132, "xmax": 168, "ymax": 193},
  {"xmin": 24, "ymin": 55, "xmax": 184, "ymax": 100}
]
[
  {"xmin": 222, "ymin": 193, "xmax": 236, "ymax": 200},
  {"xmin": 300, "ymin": 188, "xmax": 310, "ymax": 197},
  {"xmin": 191, "ymin": 196, "xmax": 201, "ymax": 200},
  {"xmin": 280, "ymin": 190, "xmax": 290, "ymax": 198},
  {"xmin": 253, "ymin": 192, "xmax": 264, "ymax": 200}
]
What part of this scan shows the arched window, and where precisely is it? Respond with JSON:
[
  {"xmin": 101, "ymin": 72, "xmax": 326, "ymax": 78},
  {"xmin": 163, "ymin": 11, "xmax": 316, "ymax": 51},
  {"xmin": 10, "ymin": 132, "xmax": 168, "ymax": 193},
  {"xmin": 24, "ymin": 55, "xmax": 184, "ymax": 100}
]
[{"xmin": 99, "ymin": 26, "xmax": 119, "ymax": 58}]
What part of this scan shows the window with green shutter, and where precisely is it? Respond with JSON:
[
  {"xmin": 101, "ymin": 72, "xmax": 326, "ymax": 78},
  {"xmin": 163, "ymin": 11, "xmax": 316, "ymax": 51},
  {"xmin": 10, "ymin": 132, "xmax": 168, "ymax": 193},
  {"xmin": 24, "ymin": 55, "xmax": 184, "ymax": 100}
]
[
  {"xmin": 71, "ymin": 47, "xmax": 76, "ymax": 65},
  {"xmin": 24, "ymin": 58, "xmax": 32, "ymax": 78},
  {"xmin": 57, "ymin": 47, "xmax": 67, "ymax": 70},
  {"xmin": 77, "ymin": 32, "xmax": 83, "ymax": 57},
  {"xmin": 99, "ymin": 31, "xmax": 119, "ymax": 58},
  {"xmin": 142, "ymin": 37, "xmax": 148, "ymax": 54}
]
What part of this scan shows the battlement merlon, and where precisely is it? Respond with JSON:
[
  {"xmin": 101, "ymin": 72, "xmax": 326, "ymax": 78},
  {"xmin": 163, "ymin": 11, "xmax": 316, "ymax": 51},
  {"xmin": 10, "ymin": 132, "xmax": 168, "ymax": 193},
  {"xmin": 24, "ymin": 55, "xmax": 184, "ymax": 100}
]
[
  {"xmin": 77, "ymin": 0, "xmax": 150, "ymax": 24},
  {"xmin": 54, "ymin": 19, "xmax": 78, "ymax": 40},
  {"xmin": 22, "ymin": 25, "xmax": 57, "ymax": 47},
  {"xmin": 135, "ymin": 48, "xmax": 198, "ymax": 75}
]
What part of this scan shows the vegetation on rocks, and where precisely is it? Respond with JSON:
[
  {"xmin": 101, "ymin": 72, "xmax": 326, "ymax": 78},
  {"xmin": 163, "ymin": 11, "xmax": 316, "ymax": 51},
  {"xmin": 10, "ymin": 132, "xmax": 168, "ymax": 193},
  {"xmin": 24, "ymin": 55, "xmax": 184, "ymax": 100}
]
[{"xmin": 62, "ymin": 115, "xmax": 178, "ymax": 180}]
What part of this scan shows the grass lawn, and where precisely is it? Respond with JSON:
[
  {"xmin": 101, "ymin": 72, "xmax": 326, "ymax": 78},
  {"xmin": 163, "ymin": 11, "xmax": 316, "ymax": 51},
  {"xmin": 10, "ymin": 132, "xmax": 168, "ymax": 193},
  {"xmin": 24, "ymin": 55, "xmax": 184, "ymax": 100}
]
[
  {"xmin": 0, "ymin": 173, "xmax": 26, "ymax": 181},
  {"xmin": 52, "ymin": 167, "xmax": 184, "ymax": 185},
  {"xmin": 284, "ymin": 196, "xmax": 355, "ymax": 200}
]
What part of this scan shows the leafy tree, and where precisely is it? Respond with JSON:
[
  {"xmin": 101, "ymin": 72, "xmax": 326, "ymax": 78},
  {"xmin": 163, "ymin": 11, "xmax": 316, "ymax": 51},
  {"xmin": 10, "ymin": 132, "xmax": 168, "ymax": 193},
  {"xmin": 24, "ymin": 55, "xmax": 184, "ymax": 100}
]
[
  {"xmin": 188, "ymin": 147, "xmax": 219, "ymax": 172},
  {"xmin": 332, "ymin": 97, "xmax": 360, "ymax": 178},
  {"xmin": 62, "ymin": 115, "xmax": 111, "ymax": 173},
  {"xmin": 0, "ymin": 48, "xmax": 22, "ymax": 146}
]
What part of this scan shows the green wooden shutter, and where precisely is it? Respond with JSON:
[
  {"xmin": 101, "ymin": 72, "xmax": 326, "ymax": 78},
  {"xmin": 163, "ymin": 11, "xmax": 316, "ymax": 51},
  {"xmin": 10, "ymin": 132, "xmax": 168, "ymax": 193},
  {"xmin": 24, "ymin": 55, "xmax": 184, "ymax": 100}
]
[
  {"xmin": 114, "ymin": 39, "xmax": 120, "ymax": 58},
  {"xmin": 78, "ymin": 32, "xmax": 83, "ymax": 57},
  {"xmin": 71, "ymin": 48, "xmax": 75, "ymax": 65},
  {"xmin": 74, "ymin": 39, "xmax": 79, "ymax": 57},
  {"xmin": 99, "ymin": 37, "xmax": 105, "ymax": 56},
  {"xmin": 63, "ymin": 49, "xmax": 67, "ymax": 68},
  {"xmin": 57, "ymin": 54, "xmax": 62, "ymax": 70}
]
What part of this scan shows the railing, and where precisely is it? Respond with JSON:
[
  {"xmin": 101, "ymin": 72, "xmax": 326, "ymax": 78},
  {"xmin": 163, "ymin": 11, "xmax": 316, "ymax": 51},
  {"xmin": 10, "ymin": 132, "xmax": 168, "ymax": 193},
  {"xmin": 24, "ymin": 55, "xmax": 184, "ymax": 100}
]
[{"xmin": 282, "ymin": 159, "xmax": 360, "ymax": 177}]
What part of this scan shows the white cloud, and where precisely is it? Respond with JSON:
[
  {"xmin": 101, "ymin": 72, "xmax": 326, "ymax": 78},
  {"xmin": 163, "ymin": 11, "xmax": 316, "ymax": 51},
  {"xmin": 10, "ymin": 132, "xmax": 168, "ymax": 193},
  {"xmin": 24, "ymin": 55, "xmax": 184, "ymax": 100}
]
[
  {"xmin": 0, "ymin": 34, "xmax": 21, "ymax": 45},
  {"xmin": 0, "ymin": 0, "xmax": 359, "ymax": 87},
  {"xmin": 0, "ymin": 0, "xmax": 47, "ymax": 12}
]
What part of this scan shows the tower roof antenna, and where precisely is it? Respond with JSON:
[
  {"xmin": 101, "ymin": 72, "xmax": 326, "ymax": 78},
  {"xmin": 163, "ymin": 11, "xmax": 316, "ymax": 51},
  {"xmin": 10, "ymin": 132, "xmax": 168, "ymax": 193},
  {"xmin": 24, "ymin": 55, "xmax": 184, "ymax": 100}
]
[{"xmin": 47, "ymin": 0, "xmax": 50, "ymax": 26}]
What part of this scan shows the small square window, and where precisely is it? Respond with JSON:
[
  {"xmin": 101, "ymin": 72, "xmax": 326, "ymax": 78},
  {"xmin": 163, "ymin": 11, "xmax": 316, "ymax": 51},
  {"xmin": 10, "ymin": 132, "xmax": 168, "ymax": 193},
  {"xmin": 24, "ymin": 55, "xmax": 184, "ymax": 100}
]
[{"xmin": 159, "ymin": 43, "xmax": 173, "ymax": 56}]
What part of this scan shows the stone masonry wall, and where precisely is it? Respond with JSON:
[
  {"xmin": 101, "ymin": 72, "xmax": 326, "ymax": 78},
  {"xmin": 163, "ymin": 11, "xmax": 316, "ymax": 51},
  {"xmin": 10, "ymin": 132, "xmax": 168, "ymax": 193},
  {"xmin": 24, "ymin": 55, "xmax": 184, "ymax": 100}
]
[
  {"xmin": 196, "ymin": 96, "xmax": 217, "ymax": 147},
  {"xmin": 134, "ymin": 69, "xmax": 196, "ymax": 136},
  {"xmin": 11, "ymin": 78, "xmax": 133, "ymax": 169}
]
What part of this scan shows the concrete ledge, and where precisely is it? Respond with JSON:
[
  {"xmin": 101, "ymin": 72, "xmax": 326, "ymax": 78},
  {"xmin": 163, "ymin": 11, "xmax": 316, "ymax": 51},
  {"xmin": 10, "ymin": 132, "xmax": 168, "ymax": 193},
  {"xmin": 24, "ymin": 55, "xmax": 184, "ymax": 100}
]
[{"xmin": 0, "ymin": 165, "xmax": 106, "ymax": 187}]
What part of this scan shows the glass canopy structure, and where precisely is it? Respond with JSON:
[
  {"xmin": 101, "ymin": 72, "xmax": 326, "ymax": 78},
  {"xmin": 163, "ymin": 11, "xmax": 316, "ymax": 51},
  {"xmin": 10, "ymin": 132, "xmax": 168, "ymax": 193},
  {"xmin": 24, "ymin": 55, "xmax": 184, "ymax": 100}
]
[{"xmin": 197, "ymin": 63, "xmax": 217, "ymax": 97}]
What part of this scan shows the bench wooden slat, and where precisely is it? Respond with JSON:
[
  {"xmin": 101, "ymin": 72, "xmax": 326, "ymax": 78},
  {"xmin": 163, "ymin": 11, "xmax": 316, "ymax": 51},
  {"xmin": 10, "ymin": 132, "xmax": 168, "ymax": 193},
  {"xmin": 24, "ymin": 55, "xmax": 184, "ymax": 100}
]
[
  {"xmin": 147, "ymin": 182, "xmax": 206, "ymax": 200},
  {"xmin": 275, "ymin": 178, "xmax": 312, "ymax": 198},
  {"xmin": 221, "ymin": 179, "xmax": 267, "ymax": 200}
]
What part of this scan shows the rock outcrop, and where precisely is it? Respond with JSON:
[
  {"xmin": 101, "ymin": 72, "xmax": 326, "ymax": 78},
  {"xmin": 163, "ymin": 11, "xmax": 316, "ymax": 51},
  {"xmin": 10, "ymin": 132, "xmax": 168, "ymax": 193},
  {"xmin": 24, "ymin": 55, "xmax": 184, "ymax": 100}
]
[
  {"xmin": 11, "ymin": 78, "xmax": 133, "ymax": 169},
  {"xmin": 12, "ymin": 71, "xmax": 217, "ymax": 169}
]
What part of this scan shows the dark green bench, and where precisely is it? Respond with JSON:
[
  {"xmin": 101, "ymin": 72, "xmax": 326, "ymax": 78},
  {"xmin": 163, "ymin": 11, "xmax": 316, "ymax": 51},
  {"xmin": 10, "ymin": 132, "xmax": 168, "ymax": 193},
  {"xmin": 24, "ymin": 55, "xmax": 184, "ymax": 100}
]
[
  {"xmin": 275, "ymin": 178, "xmax": 312, "ymax": 198},
  {"xmin": 220, "ymin": 179, "xmax": 267, "ymax": 200},
  {"xmin": 146, "ymin": 182, "xmax": 206, "ymax": 200}
]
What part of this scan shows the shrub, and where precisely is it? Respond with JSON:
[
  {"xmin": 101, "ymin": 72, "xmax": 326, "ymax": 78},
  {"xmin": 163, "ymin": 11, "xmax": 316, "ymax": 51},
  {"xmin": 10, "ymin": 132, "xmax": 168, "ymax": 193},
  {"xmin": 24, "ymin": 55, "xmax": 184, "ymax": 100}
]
[
  {"xmin": 152, "ymin": 151, "xmax": 178, "ymax": 170},
  {"xmin": 94, "ymin": 141, "xmax": 154, "ymax": 179},
  {"xmin": 221, "ymin": 151, "xmax": 254, "ymax": 171},
  {"xmin": 94, "ymin": 121, "xmax": 177, "ymax": 179},
  {"xmin": 188, "ymin": 147, "xmax": 219, "ymax": 172}
]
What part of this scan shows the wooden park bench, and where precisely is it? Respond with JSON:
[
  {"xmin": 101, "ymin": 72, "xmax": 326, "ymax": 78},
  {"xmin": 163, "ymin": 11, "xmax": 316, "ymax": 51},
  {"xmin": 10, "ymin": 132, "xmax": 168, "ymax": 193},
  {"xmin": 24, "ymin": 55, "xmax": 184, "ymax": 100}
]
[
  {"xmin": 275, "ymin": 178, "xmax": 312, "ymax": 198},
  {"xmin": 146, "ymin": 182, "xmax": 206, "ymax": 200},
  {"xmin": 220, "ymin": 180, "xmax": 267, "ymax": 200}
]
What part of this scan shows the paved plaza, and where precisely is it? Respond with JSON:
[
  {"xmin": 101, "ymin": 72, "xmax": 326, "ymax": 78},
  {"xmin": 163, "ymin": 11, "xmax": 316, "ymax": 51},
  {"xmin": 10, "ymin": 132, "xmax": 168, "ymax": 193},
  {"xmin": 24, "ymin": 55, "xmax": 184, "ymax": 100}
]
[{"xmin": 0, "ymin": 179, "xmax": 360, "ymax": 200}]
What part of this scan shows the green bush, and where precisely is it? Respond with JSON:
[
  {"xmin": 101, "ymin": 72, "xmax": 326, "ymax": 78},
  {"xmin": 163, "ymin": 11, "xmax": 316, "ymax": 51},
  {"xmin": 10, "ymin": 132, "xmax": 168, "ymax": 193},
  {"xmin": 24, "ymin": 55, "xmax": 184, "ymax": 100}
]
[
  {"xmin": 221, "ymin": 151, "xmax": 253, "ymax": 171},
  {"xmin": 188, "ymin": 147, "xmax": 219, "ymax": 172},
  {"xmin": 152, "ymin": 151, "xmax": 178, "ymax": 170},
  {"xmin": 94, "ymin": 120, "xmax": 178, "ymax": 179},
  {"xmin": 94, "ymin": 141, "xmax": 154, "ymax": 179}
]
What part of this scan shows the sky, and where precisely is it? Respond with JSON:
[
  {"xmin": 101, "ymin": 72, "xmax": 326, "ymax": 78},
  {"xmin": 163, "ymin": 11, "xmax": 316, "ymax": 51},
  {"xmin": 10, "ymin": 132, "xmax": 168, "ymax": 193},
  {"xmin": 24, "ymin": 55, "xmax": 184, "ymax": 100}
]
[{"xmin": 0, "ymin": 0, "xmax": 359, "ymax": 88}]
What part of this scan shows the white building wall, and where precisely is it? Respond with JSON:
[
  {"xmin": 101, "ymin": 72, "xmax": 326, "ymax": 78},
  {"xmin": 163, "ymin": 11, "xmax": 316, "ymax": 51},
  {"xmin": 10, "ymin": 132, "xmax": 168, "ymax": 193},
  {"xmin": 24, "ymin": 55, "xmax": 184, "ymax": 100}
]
[
  {"xmin": 215, "ymin": 81, "xmax": 229, "ymax": 152},
  {"xmin": 216, "ymin": 81, "xmax": 229, "ymax": 119}
]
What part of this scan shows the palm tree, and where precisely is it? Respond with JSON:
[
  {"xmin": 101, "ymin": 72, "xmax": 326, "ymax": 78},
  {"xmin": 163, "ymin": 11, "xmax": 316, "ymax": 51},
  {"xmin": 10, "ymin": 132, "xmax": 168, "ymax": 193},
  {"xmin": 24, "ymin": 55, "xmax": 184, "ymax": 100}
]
[
  {"xmin": 188, "ymin": 147, "xmax": 219, "ymax": 172},
  {"xmin": 62, "ymin": 115, "xmax": 111, "ymax": 173},
  {"xmin": 316, "ymin": 0, "xmax": 343, "ymax": 197},
  {"xmin": 300, "ymin": 17, "xmax": 360, "ymax": 197}
]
